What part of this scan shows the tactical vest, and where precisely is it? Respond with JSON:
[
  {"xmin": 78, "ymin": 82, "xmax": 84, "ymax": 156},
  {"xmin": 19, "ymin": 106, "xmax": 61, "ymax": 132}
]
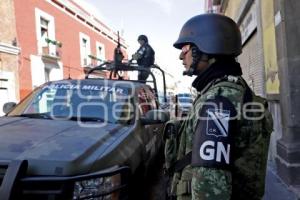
[
  {"xmin": 230, "ymin": 78, "xmax": 273, "ymax": 199},
  {"xmin": 164, "ymin": 76, "xmax": 273, "ymax": 199}
]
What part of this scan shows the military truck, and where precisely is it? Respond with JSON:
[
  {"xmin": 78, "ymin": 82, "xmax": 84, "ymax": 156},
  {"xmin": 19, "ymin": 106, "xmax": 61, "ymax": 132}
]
[
  {"xmin": 176, "ymin": 93, "xmax": 193, "ymax": 117},
  {"xmin": 0, "ymin": 38, "xmax": 169, "ymax": 200}
]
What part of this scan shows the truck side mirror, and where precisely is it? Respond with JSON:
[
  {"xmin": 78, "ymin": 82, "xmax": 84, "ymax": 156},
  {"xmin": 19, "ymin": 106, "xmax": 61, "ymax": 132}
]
[{"xmin": 3, "ymin": 102, "xmax": 16, "ymax": 114}]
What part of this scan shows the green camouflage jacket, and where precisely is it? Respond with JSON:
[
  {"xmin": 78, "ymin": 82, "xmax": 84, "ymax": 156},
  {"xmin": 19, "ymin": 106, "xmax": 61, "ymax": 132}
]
[{"xmin": 169, "ymin": 76, "xmax": 273, "ymax": 200}]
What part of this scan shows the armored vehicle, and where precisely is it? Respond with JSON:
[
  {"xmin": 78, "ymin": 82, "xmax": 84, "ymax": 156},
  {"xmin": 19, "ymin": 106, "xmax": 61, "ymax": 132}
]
[{"xmin": 0, "ymin": 38, "xmax": 169, "ymax": 200}]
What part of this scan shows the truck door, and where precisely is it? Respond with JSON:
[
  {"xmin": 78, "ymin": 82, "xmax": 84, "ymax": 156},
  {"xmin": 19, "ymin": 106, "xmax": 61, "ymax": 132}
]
[{"xmin": 143, "ymin": 86, "xmax": 163, "ymax": 159}]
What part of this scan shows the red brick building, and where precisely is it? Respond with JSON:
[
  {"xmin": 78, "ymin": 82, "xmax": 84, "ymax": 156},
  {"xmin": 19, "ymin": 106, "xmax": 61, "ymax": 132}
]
[{"xmin": 12, "ymin": 0, "xmax": 128, "ymax": 99}]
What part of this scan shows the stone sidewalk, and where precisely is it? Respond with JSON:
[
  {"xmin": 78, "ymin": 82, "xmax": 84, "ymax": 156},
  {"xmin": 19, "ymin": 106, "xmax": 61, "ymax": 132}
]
[{"xmin": 264, "ymin": 162, "xmax": 299, "ymax": 200}]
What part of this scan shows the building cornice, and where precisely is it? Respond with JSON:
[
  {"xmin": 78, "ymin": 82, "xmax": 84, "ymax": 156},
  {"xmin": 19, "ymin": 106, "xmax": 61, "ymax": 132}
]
[
  {"xmin": 46, "ymin": 0, "xmax": 128, "ymax": 49},
  {"xmin": 0, "ymin": 43, "xmax": 20, "ymax": 55}
]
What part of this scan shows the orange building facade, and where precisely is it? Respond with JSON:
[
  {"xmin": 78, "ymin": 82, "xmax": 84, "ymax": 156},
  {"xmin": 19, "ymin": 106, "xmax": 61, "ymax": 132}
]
[{"xmin": 13, "ymin": 0, "xmax": 128, "ymax": 99}]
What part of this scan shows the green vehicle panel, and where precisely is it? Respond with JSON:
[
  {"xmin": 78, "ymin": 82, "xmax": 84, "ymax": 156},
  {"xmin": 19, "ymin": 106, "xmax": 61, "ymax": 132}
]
[{"xmin": 0, "ymin": 79, "xmax": 168, "ymax": 199}]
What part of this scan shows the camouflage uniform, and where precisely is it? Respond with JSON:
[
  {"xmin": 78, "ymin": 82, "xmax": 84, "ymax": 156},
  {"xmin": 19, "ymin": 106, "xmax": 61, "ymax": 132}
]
[
  {"xmin": 169, "ymin": 76, "xmax": 273, "ymax": 200},
  {"xmin": 167, "ymin": 13, "xmax": 273, "ymax": 200}
]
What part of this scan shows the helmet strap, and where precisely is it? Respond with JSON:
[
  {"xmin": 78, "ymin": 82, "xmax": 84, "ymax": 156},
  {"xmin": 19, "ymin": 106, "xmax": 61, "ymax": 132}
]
[{"xmin": 183, "ymin": 46, "xmax": 209, "ymax": 76}]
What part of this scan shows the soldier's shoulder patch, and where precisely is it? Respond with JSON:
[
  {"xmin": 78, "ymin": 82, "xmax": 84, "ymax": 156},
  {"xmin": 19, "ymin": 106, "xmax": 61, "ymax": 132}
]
[
  {"xmin": 191, "ymin": 96, "xmax": 237, "ymax": 170},
  {"xmin": 206, "ymin": 108, "xmax": 230, "ymax": 138}
]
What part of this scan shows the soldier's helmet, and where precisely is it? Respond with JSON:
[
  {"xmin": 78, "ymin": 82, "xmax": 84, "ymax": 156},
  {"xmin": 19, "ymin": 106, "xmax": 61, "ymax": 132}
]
[
  {"xmin": 138, "ymin": 35, "xmax": 148, "ymax": 43},
  {"xmin": 174, "ymin": 14, "xmax": 242, "ymax": 56}
]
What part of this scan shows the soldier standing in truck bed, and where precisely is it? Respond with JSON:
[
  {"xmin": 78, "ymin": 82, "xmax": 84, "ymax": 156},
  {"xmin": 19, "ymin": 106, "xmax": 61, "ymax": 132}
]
[{"xmin": 132, "ymin": 34, "xmax": 155, "ymax": 83}]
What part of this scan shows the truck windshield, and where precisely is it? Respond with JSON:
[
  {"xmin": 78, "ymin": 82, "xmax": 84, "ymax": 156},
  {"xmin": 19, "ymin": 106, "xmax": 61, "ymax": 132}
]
[{"xmin": 8, "ymin": 83, "xmax": 134, "ymax": 124}]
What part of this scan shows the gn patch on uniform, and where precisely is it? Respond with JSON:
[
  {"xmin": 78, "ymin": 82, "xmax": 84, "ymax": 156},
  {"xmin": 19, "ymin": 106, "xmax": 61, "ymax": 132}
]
[
  {"xmin": 206, "ymin": 108, "xmax": 230, "ymax": 137},
  {"xmin": 191, "ymin": 96, "xmax": 237, "ymax": 170}
]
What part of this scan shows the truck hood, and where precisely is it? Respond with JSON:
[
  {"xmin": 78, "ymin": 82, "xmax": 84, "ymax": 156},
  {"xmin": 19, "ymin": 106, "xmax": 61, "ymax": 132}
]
[{"xmin": 0, "ymin": 117, "xmax": 129, "ymax": 176}]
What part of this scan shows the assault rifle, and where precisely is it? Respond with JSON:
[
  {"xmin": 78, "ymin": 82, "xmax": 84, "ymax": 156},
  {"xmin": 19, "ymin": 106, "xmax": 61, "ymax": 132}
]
[{"xmin": 114, "ymin": 31, "xmax": 124, "ymax": 65}]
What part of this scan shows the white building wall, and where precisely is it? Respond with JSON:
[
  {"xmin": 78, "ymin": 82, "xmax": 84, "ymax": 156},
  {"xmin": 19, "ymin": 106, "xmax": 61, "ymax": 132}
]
[
  {"xmin": 0, "ymin": 71, "xmax": 17, "ymax": 116},
  {"xmin": 49, "ymin": 61, "xmax": 63, "ymax": 81},
  {"xmin": 30, "ymin": 55, "xmax": 63, "ymax": 89}
]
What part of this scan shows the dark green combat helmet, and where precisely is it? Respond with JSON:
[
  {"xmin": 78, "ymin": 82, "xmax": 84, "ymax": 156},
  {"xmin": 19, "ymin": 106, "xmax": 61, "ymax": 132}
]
[
  {"xmin": 138, "ymin": 34, "xmax": 148, "ymax": 43},
  {"xmin": 174, "ymin": 13, "xmax": 242, "ymax": 56}
]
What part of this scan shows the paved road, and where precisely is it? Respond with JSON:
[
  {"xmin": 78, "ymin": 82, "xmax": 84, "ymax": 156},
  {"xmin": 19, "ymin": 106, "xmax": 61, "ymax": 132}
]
[{"xmin": 145, "ymin": 153, "xmax": 167, "ymax": 200}]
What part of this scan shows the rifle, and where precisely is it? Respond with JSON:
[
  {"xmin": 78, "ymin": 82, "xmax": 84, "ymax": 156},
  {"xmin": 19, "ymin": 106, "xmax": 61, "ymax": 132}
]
[
  {"xmin": 163, "ymin": 119, "xmax": 185, "ymax": 199},
  {"xmin": 111, "ymin": 31, "xmax": 124, "ymax": 78},
  {"xmin": 114, "ymin": 31, "xmax": 124, "ymax": 65}
]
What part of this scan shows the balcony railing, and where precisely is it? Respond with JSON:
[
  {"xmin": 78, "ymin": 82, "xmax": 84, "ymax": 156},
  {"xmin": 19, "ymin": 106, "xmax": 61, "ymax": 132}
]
[
  {"xmin": 41, "ymin": 45, "xmax": 61, "ymax": 59},
  {"xmin": 39, "ymin": 38, "xmax": 62, "ymax": 60}
]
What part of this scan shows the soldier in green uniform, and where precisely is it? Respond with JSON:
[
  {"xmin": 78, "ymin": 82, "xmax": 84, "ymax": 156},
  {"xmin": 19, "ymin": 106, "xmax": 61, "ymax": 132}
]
[{"xmin": 164, "ymin": 14, "xmax": 273, "ymax": 200}]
